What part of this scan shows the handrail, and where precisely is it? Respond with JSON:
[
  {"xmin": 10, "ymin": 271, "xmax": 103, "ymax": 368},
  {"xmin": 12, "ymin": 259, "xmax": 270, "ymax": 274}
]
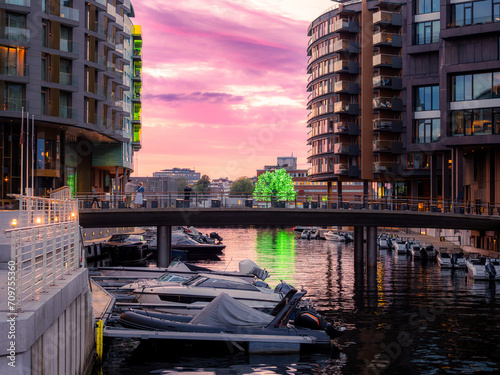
[{"xmin": 72, "ymin": 191, "xmax": 500, "ymax": 216}]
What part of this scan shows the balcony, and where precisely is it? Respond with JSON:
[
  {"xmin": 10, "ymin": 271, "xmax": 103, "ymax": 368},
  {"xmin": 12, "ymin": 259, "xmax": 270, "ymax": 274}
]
[
  {"xmin": 334, "ymin": 143, "xmax": 359, "ymax": 155},
  {"xmin": 87, "ymin": 84, "xmax": 105, "ymax": 97},
  {"xmin": 333, "ymin": 60, "xmax": 359, "ymax": 74},
  {"xmin": 331, "ymin": 19, "xmax": 359, "ymax": 33},
  {"xmin": 334, "ymin": 101, "xmax": 359, "ymax": 115},
  {"xmin": 373, "ymin": 32, "xmax": 402, "ymax": 48},
  {"xmin": 1, "ymin": 97, "xmax": 29, "ymax": 112},
  {"xmin": 373, "ymin": 10, "xmax": 402, "ymax": 26},
  {"xmin": 60, "ymin": 5, "xmax": 79, "ymax": 21},
  {"xmin": 1, "ymin": 26, "xmax": 30, "ymax": 42},
  {"xmin": 60, "ymin": 40, "xmax": 79, "ymax": 54},
  {"xmin": 334, "ymin": 81, "xmax": 359, "ymax": 94},
  {"xmin": 1, "ymin": 64, "xmax": 29, "ymax": 78},
  {"xmin": 333, "ymin": 39, "xmax": 359, "ymax": 53},
  {"xmin": 373, "ymin": 97, "xmax": 402, "ymax": 111},
  {"xmin": 87, "ymin": 52, "xmax": 106, "ymax": 67},
  {"xmin": 334, "ymin": 163, "xmax": 348, "ymax": 175},
  {"xmin": 373, "ymin": 161, "xmax": 394, "ymax": 173},
  {"xmin": 373, "ymin": 76, "xmax": 402, "ymax": 90},
  {"xmin": 373, "ymin": 119, "xmax": 402, "ymax": 132},
  {"xmin": 333, "ymin": 122, "xmax": 359, "ymax": 135},
  {"xmin": 59, "ymin": 72, "xmax": 78, "ymax": 87},
  {"xmin": 373, "ymin": 54, "xmax": 402, "ymax": 69},
  {"xmin": 373, "ymin": 140, "xmax": 402, "ymax": 153},
  {"xmin": 0, "ymin": 0, "xmax": 31, "ymax": 5}
]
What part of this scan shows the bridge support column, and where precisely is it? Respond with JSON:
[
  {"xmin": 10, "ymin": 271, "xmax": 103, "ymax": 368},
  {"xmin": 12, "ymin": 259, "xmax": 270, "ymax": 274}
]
[
  {"xmin": 354, "ymin": 226, "xmax": 364, "ymax": 266},
  {"xmin": 157, "ymin": 225, "xmax": 172, "ymax": 267},
  {"xmin": 366, "ymin": 226, "xmax": 377, "ymax": 268}
]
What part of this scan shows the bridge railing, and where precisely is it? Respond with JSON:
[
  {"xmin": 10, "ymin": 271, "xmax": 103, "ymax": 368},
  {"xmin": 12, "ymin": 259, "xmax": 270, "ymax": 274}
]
[{"xmin": 74, "ymin": 191, "xmax": 500, "ymax": 216}]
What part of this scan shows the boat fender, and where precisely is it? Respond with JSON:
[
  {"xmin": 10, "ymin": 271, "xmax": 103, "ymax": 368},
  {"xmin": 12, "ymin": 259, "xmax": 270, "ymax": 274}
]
[{"xmin": 485, "ymin": 261, "xmax": 496, "ymax": 280}]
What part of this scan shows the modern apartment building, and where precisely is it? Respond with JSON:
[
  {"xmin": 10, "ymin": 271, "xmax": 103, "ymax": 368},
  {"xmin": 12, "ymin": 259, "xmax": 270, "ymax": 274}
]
[
  {"xmin": 0, "ymin": 0, "xmax": 142, "ymax": 201},
  {"xmin": 307, "ymin": 0, "xmax": 500, "ymax": 212},
  {"xmin": 153, "ymin": 168, "xmax": 201, "ymax": 186}
]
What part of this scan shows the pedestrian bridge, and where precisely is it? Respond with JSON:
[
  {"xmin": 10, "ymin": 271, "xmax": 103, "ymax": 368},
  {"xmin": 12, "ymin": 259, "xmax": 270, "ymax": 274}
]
[{"xmin": 78, "ymin": 207, "xmax": 500, "ymax": 232}]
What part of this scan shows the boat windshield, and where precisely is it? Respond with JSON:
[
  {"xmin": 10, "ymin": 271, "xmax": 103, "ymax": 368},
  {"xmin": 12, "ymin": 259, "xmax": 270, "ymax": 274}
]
[
  {"xmin": 157, "ymin": 272, "xmax": 190, "ymax": 283},
  {"xmin": 184, "ymin": 276, "xmax": 258, "ymax": 291}
]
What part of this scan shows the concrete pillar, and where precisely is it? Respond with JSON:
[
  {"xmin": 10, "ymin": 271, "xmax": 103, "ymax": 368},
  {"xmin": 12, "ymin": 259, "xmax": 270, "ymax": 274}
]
[
  {"xmin": 338, "ymin": 181, "xmax": 343, "ymax": 207},
  {"xmin": 327, "ymin": 181, "xmax": 333, "ymax": 208},
  {"xmin": 115, "ymin": 166, "xmax": 120, "ymax": 208},
  {"xmin": 363, "ymin": 180, "xmax": 369, "ymax": 208},
  {"xmin": 354, "ymin": 226, "xmax": 364, "ymax": 266},
  {"xmin": 442, "ymin": 151, "xmax": 451, "ymax": 209},
  {"xmin": 430, "ymin": 154, "xmax": 439, "ymax": 203},
  {"xmin": 157, "ymin": 225, "xmax": 172, "ymax": 267},
  {"xmin": 367, "ymin": 226, "xmax": 377, "ymax": 268}
]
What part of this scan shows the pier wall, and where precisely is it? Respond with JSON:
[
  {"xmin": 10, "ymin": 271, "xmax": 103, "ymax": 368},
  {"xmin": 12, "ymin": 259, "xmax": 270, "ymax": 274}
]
[{"xmin": 0, "ymin": 269, "xmax": 94, "ymax": 375}]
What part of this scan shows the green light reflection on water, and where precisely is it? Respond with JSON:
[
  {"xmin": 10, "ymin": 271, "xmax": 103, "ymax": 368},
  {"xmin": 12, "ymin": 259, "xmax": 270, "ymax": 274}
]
[{"xmin": 254, "ymin": 228, "xmax": 296, "ymax": 283}]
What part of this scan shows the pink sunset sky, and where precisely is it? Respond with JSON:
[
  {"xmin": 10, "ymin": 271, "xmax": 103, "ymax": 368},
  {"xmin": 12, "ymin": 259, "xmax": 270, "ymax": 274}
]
[{"xmin": 132, "ymin": 0, "xmax": 334, "ymax": 180}]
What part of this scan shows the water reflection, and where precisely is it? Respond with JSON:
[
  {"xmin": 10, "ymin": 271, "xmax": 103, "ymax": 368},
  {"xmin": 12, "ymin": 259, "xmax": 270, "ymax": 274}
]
[{"xmin": 101, "ymin": 228, "xmax": 500, "ymax": 375}]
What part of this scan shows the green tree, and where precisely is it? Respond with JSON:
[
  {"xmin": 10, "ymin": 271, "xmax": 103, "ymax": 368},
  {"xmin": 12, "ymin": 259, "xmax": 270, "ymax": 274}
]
[
  {"xmin": 177, "ymin": 177, "xmax": 188, "ymax": 192},
  {"xmin": 194, "ymin": 175, "xmax": 211, "ymax": 192},
  {"xmin": 253, "ymin": 169, "xmax": 296, "ymax": 202},
  {"xmin": 230, "ymin": 177, "xmax": 255, "ymax": 196}
]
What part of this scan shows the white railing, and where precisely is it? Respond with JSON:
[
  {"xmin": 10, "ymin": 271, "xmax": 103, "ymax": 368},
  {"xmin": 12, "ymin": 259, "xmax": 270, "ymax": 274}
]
[
  {"xmin": 6, "ymin": 187, "xmax": 81, "ymax": 311},
  {"xmin": 7, "ymin": 222, "xmax": 81, "ymax": 311}
]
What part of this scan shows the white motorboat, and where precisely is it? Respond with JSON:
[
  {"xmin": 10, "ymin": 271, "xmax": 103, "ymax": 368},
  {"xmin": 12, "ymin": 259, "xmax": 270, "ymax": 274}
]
[
  {"xmin": 437, "ymin": 250, "xmax": 466, "ymax": 269},
  {"xmin": 293, "ymin": 226, "xmax": 321, "ymax": 234},
  {"xmin": 466, "ymin": 253, "xmax": 500, "ymax": 281},
  {"xmin": 324, "ymin": 231, "xmax": 344, "ymax": 242},
  {"xmin": 394, "ymin": 240, "xmax": 407, "ymax": 254},
  {"xmin": 378, "ymin": 235, "xmax": 389, "ymax": 249},
  {"xmin": 99, "ymin": 258, "xmax": 270, "ymax": 281},
  {"xmin": 410, "ymin": 245, "xmax": 423, "ymax": 259},
  {"xmin": 420, "ymin": 243, "xmax": 437, "ymax": 259},
  {"xmin": 132, "ymin": 273, "xmax": 292, "ymax": 315},
  {"xmin": 300, "ymin": 229, "xmax": 320, "ymax": 240}
]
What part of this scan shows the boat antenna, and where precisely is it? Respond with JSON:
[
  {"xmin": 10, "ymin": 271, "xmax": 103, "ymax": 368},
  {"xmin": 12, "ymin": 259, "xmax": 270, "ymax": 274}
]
[{"xmin": 224, "ymin": 259, "xmax": 233, "ymax": 271}]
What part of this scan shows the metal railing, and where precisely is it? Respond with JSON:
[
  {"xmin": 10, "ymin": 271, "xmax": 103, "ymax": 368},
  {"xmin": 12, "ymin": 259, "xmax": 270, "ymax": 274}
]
[
  {"xmin": 74, "ymin": 191, "xmax": 500, "ymax": 216},
  {"xmin": 6, "ymin": 187, "xmax": 81, "ymax": 311}
]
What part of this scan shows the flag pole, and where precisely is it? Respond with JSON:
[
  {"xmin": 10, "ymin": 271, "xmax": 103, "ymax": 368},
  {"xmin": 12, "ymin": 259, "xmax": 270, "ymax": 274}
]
[
  {"xmin": 31, "ymin": 114, "xmax": 34, "ymax": 196},
  {"xmin": 26, "ymin": 112, "xmax": 29, "ymax": 195},
  {"xmin": 20, "ymin": 107, "xmax": 24, "ymax": 196}
]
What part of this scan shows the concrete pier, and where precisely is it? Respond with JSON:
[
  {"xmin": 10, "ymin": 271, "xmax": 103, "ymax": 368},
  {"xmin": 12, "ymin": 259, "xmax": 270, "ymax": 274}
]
[
  {"xmin": 157, "ymin": 225, "xmax": 172, "ymax": 267},
  {"xmin": 367, "ymin": 226, "xmax": 377, "ymax": 268}
]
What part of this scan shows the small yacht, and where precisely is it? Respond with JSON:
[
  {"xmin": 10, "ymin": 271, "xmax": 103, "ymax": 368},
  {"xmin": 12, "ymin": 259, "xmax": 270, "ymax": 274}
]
[
  {"xmin": 132, "ymin": 273, "xmax": 292, "ymax": 315},
  {"xmin": 324, "ymin": 231, "xmax": 345, "ymax": 242},
  {"xmin": 437, "ymin": 249, "xmax": 466, "ymax": 269},
  {"xmin": 466, "ymin": 253, "xmax": 500, "ymax": 280},
  {"xmin": 394, "ymin": 240, "xmax": 407, "ymax": 254},
  {"xmin": 378, "ymin": 235, "xmax": 389, "ymax": 249}
]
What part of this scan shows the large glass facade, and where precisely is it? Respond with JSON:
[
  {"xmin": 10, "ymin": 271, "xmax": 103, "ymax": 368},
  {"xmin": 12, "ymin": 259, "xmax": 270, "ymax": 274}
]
[
  {"xmin": 414, "ymin": 119, "xmax": 441, "ymax": 143},
  {"xmin": 452, "ymin": 0, "xmax": 500, "ymax": 26},
  {"xmin": 416, "ymin": 0, "xmax": 440, "ymax": 14},
  {"xmin": 415, "ymin": 85, "xmax": 439, "ymax": 111},
  {"xmin": 451, "ymin": 108, "xmax": 500, "ymax": 136},
  {"xmin": 452, "ymin": 70, "xmax": 500, "ymax": 101},
  {"xmin": 415, "ymin": 21, "xmax": 440, "ymax": 44}
]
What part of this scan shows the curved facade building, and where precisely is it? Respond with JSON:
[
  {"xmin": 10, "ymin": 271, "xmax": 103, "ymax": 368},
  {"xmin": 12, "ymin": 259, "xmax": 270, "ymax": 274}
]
[
  {"xmin": 0, "ymin": 0, "xmax": 142, "ymax": 201},
  {"xmin": 307, "ymin": 0, "xmax": 403, "ymax": 185}
]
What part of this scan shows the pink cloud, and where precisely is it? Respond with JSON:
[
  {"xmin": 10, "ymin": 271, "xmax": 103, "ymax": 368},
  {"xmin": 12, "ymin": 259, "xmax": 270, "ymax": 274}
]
[{"xmin": 132, "ymin": 0, "xmax": 316, "ymax": 179}]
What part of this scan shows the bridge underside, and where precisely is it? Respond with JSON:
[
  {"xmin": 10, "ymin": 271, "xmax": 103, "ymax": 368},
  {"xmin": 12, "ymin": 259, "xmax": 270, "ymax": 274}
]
[{"xmin": 79, "ymin": 208, "xmax": 500, "ymax": 231}]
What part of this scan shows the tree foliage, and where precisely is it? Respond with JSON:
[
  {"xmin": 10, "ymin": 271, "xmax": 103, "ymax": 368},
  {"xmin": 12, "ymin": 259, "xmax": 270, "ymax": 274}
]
[
  {"xmin": 177, "ymin": 177, "xmax": 188, "ymax": 192},
  {"xmin": 253, "ymin": 169, "xmax": 296, "ymax": 201},
  {"xmin": 230, "ymin": 177, "xmax": 255, "ymax": 196},
  {"xmin": 195, "ymin": 175, "xmax": 211, "ymax": 192}
]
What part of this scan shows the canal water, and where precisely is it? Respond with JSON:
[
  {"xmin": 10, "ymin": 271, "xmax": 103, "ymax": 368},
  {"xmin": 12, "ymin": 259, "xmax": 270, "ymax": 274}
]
[{"xmin": 102, "ymin": 227, "xmax": 500, "ymax": 374}]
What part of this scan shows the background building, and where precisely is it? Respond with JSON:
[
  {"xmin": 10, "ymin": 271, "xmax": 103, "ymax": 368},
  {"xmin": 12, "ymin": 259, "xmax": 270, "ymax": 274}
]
[
  {"xmin": 211, "ymin": 177, "xmax": 233, "ymax": 194},
  {"xmin": 308, "ymin": 0, "xmax": 500, "ymax": 248},
  {"xmin": 153, "ymin": 168, "xmax": 201, "ymax": 186},
  {"xmin": 0, "ymin": 0, "xmax": 142, "ymax": 202}
]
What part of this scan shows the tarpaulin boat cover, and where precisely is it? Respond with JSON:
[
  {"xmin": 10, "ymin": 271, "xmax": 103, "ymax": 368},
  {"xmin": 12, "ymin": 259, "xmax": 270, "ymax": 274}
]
[
  {"xmin": 239, "ymin": 259, "xmax": 270, "ymax": 280},
  {"xmin": 190, "ymin": 293, "xmax": 273, "ymax": 327}
]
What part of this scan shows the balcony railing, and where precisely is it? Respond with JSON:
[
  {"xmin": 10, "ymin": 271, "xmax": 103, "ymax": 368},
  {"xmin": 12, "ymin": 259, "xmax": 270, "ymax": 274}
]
[
  {"xmin": 334, "ymin": 81, "xmax": 350, "ymax": 93},
  {"xmin": 373, "ymin": 140, "xmax": 397, "ymax": 152},
  {"xmin": 60, "ymin": 5, "xmax": 79, "ymax": 21},
  {"xmin": 1, "ymin": 64, "xmax": 29, "ymax": 77},
  {"xmin": 373, "ymin": 76, "xmax": 402, "ymax": 89},
  {"xmin": 373, "ymin": 119, "xmax": 400, "ymax": 131},
  {"xmin": 373, "ymin": 54, "xmax": 402, "ymax": 68},
  {"xmin": 58, "ymin": 105, "xmax": 78, "ymax": 120},
  {"xmin": 373, "ymin": 32, "xmax": 402, "ymax": 47},
  {"xmin": 59, "ymin": 72, "xmax": 78, "ymax": 87},
  {"xmin": 60, "ymin": 40, "xmax": 79, "ymax": 54},
  {"xmin": 88, "ymin": 52, "xmax": 105, "ymax": 66},
  {"xmin": 1, "ymin": 98, "xmax": 29, "ymax": 112},
  {"xmin": 334, "ymin": 122, "xmax": 349, "ymax": 134},
  {"xmin": 373, "ymin": 161, "xmax": 393, "ymax": 173},
  {"xmin": 0, "ymin": 0, "xmax": 30, "ymax": 5},
  {"xmin": 334, "ymin": 60, "xmax": 349, "ymax": 72},
  {"xmin": 334, "ymin": 163, "xmax": 348, "ymax": 174},
  {"xmin": 373, "ymin": 97, "xmax": 401, "ymax": 110},
  {"xmin": 373, "ymin": 10, "xmax": 402, "ymax": 26},
  {"xmin": 2, "ymin": 26, "xmax": 30, "ymax": 42}
]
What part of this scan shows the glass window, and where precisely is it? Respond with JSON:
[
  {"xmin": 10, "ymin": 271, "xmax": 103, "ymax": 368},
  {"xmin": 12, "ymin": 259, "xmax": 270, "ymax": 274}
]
[
  {"xmin": 415, "ymin": 85, "xmax": 439, "ymax": 111},
  {"xmin": 465, "ymin": 74, "xmax": 472, "ymax": 101},
  {"xmin": 473, "ymin": 0, "xmax": 492, "ymax": 24},
  {"xmin": 465, "ymin": 3, "xmax": 472, "ymax": 25},
  {"xmin": 416, "ymin": 0, "xmax": 439, "ymax": 15},
  {"xmin": 451, "ymin": 111, "xmax": 465, "ymax": 136},
  {"xmin": 473, "ymin": 73, "xmax": 492, "ymax": 99},
  {"xmin": 415, "ymin": 21, "xmax": 439, "ymax": 44},
  {"xmin": 432, "ymin": 119, "xmax": 441, "ymax": 141},
  {"xmin": 493, "ymin": 108, "xmax": 500, "ymax": 133},
  {"xmin": 454, "ymin": 3, "xmax": 465, "ymax": 26},
  {"xmin": 495, "ymin": 0, "xmax": 500, "ymax": 22},
  {"xmin": 472, "ymin": 108, "xmax": 492, "ymax": 135}
]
